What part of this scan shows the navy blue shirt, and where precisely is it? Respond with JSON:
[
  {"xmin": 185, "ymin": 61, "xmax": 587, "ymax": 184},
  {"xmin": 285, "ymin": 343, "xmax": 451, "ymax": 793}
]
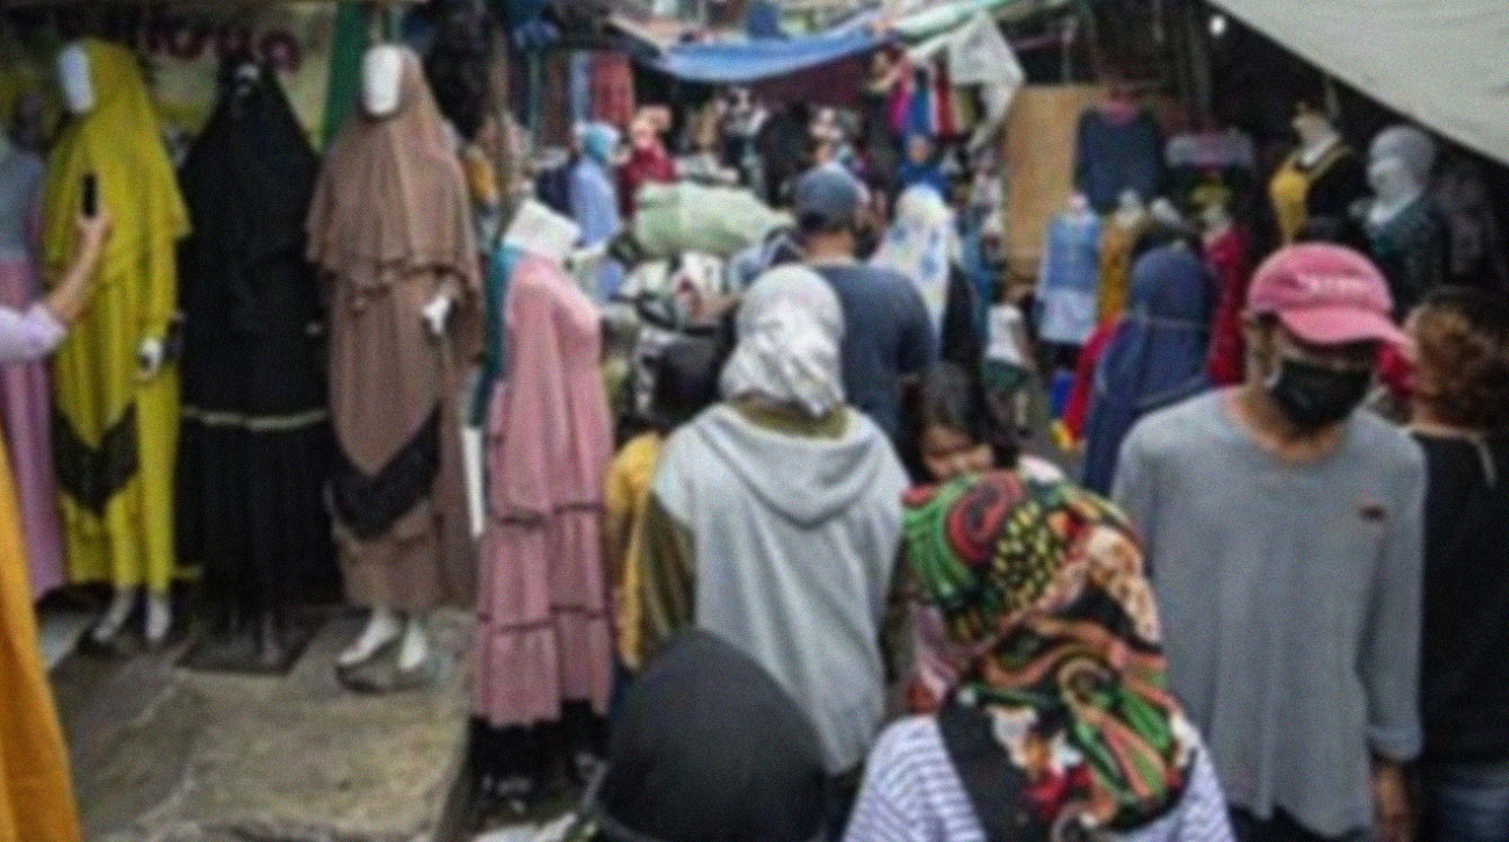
[{"xmin": 813, "ymin": 263, "xmax": 937, "ymax": 441}]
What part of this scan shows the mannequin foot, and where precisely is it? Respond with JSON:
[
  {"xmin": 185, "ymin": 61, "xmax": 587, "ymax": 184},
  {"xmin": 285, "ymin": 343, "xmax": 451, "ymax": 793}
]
[
  {"xmin": 397, "ymin": 616, "xmax": 430, "ymax": 673},
  {"xmin": 254, "ymin": 611, "xmax": 288, "ymax": 670},
  {"xmin": 337, "ymin": 609, "xmax": 401, "ymax": 668},
  {"xmin": 92, "ymin": 589, "xmax": 136, "ymax": 644},
  {"xmin": 144, "ymin": 593, "xmax": 172, "ymax": 646}
]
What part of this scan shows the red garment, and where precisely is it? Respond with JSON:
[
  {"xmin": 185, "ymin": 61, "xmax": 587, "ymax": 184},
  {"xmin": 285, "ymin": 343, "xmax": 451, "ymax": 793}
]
[
  {"xmin": 617, "ymin": 145, "xmax": 676, "ymax": 219},
  {"xmin": 1204, "ymin": 226, "xmax": 1253, "ymax": 387},
  {"xmin": 1378, "ymin": 344, "xmax": 1415, "ymax": 405},
  {"xmin": 1062, "ymin": 319, "xmax": 1121, "ymax": 442},
  {"xmin": 590, "ymin": 51, "xmax": 635, "ymax": 129},
  {"xmin": 932, "ymin": 62, "xmax": 956, "ymax": 138}
]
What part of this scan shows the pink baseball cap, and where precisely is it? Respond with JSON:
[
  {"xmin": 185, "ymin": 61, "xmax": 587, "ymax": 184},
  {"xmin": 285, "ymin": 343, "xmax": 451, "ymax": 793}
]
[{"xmin": 1247, "ymin": 244, "xmax": 1410, "ymax": 347}]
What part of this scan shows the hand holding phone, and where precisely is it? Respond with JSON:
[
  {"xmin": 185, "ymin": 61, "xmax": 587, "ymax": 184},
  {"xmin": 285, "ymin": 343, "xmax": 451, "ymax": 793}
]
[{"xmin": 81, "ymin": 173, "xmax": 98, "ymax": 218}]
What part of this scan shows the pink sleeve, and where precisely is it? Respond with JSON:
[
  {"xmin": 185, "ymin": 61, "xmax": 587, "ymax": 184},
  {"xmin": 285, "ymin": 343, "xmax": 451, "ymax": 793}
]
[{"xmin": 0, "ymin": 304, "xmax": 65, "ymax": 362}]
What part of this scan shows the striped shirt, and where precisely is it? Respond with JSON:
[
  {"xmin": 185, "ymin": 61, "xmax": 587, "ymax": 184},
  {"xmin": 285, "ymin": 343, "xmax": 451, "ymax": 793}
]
[{"xmin": 843, "ymin": 717, "xmax": 1234, "ymax": 842}]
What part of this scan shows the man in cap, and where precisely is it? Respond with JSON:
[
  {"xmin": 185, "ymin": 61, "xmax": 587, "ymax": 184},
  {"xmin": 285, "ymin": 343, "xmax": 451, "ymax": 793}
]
[
  {"xmin": 1112, "ymin": 243, "xmax": 1423, "ymax": 842},
  {"xmin": 794, "ymin": 165, "xmax": 936, "ymax": 444}
]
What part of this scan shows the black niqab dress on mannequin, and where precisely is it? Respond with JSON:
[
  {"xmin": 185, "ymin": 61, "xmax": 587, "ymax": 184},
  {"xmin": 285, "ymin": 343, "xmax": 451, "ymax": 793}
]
[{"xmin": 176, "ymin": 62, "xmax": 335, "ymax": 671}]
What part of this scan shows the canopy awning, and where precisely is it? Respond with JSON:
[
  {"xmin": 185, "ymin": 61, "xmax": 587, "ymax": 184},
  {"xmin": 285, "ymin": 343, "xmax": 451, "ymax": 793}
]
[
  {"xmin": 1208, "ymin": 0, "xmax": 1509, "ymax": 165},
  {"xmin": 638, "ymin": 28, "xmax": 884, "ymax": 85}
]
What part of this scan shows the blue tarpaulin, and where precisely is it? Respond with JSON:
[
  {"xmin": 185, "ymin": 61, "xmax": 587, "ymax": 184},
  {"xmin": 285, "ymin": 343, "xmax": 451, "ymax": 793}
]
[{"xmin": 643, "ymin": 29, "xmax": 885, "ymax": 84}]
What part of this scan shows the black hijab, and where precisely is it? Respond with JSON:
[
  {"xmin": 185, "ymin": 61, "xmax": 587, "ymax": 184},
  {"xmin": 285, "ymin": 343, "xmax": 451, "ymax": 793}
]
[{"xmin": 592, "ymin": 630, "xmax": 829, "ymax": 842}]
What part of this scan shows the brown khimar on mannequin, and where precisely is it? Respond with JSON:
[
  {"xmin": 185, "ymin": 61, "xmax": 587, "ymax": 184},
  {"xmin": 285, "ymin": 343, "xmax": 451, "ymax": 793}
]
[{"xmin": 306, "ymin": 46, "xmax": 479, "ymax": 619}]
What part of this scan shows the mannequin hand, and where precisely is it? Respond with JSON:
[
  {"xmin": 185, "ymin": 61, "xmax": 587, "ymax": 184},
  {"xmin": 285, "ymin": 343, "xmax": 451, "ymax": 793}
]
[
  {"xmin": 137, "ymin": 338, "xmax": 166, "ymax": 380},
  {"xmin": 567, "ymin": 242, "xmax": 609, "ymax": 276},
  {"xmin": 422, "ymin": 294, "xmax": 454, "ymax": 337}
]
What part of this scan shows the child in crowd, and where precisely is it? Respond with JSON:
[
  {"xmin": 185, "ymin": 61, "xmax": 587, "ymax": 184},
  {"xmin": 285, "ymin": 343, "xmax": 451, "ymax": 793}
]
[
  {"xmin": 603, "ymin": 338, "xmax": 722, "ymax": 675},
  {"xmin": 901, "ymin": 363, "xmax": 1062, "ymax": 713}
]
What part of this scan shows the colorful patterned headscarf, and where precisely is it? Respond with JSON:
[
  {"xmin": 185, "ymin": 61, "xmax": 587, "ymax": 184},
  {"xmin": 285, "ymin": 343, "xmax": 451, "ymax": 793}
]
[{"xmin": 903, "ymin": 472, "xmax": 1194, "ymax": 840}]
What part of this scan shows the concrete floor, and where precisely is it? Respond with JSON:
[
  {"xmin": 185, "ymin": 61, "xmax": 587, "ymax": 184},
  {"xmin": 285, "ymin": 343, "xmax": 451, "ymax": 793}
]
[{"xmin": 52, "ymin": 609, "xmax": 474, "ymax": 842}]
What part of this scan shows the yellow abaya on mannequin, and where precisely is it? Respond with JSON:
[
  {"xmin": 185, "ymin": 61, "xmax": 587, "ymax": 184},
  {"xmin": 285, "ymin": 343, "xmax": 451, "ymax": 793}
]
[
  {"xmin": 39, "ymin": 40, "xmax": 187, "ymax": 594},
  {"xmin": 0, "ymin": 430, "xmax": 82, "ymax": 842}
]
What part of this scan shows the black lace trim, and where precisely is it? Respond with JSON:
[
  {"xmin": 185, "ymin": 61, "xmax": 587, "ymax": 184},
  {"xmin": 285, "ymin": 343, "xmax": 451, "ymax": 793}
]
[
  {"xmin": 330, "ymin": 408, "xmax": 440, "ymax": 540},
  {"xmin": 53, "ymin": 405, "xmax": 140, "ymax": 515}
]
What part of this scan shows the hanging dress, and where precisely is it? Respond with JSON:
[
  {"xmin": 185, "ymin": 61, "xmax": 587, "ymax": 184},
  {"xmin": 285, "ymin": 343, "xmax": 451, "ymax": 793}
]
[
  {"xmin": 475, "ymin": 253, "xmax": 613, "ymax": 727},
  {"xmin": 176, "ymin": 64, "xmax": 336, "ymax": 638},
  {"xmin": 40, "ymin": 39, "xmax": 188, "ymax": 594},
  {"xmin": 0, "ymin": 147, "xmax": 64, "ymax": 599},
  {"xmin": 305, "ymin": 48, "xmax": 478, "ymax": 613}
]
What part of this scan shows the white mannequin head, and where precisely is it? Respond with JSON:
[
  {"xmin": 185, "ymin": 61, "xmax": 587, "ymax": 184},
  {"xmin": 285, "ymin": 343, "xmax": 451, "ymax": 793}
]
[
  {"xmin": 361, "ymin": 44, "xmax": 404, "ymax": 119},
  {"xmin": 503, "ymin": 198, "xmax": 581, "ymax": 264},
  {"xmin": 1114, "ymin": 189, "xmax": 1146, "ymax": 228},
  {"xmin": 58, "ymin": 42, "xmax": 95, "ymax": 115},
  {"xmin": 1066, "ymin": 193, "xmax": 1091, "ymax": 216},
  {"xmin": 1368, "ymin": 124, "xmax": 1436, "ymax": 205}
]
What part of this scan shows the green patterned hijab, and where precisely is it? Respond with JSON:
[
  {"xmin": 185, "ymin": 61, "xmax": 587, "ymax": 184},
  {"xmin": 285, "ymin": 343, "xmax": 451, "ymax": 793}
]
[{"xmin": 904, "ymin": 471, "xmax": 1195, "ymax": 840}]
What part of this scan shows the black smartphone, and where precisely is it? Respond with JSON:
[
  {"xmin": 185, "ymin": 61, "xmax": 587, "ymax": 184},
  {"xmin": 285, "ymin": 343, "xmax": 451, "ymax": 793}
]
[{"xmin": 81, "ymin": 173, "xmax": 98, "ymax": 218}]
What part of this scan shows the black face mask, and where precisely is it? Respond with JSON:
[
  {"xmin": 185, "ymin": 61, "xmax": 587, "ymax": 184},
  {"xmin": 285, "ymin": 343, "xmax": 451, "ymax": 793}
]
[{"xmin": 1267, "ymin": 358, "xmax": 1373, "ymax": 430}]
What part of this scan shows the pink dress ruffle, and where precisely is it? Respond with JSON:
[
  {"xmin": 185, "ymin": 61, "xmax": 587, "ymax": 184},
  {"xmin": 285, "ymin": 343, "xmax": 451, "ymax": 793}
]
[{"xmin": 474, "ymin": 255, "xmax": 613, "ymax": 727}]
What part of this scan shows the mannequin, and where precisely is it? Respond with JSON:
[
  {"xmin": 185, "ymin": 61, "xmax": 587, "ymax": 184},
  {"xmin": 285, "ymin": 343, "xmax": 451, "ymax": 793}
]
[
  {"xmin": 475, "ymin": 194, "xmax": 612, "ymax": 801},
  {"xmin": 176, "ymin": 58, "xmax": 333, "ymax": 672},
  {"xmin": 1365, "ymin": 124, "xmax": 1447, "ymax": 317},
  {"xmin": 1097, "ymin": 189, "xmax": 1149, "ymax": 322},
  {"xmin": 1036, "ymin": 192, "xmax": 1102, "ymax": 360},
  {"xmin": 44, "ymin": 40, "xmax": 186, "ymax": 648},
  {"xmin": 308, "ymin": 44, "xmax": 477, "ymax": 691},
  {"xmin": 1268, "ymin": 102, "xmax": 1368, "ymax": 245}
]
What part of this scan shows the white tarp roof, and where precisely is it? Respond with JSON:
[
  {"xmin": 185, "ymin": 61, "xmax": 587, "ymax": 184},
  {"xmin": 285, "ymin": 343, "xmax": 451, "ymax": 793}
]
[{"xmin": 1209, "ymin": 0, "xmax": 1509, "ymax": 165}]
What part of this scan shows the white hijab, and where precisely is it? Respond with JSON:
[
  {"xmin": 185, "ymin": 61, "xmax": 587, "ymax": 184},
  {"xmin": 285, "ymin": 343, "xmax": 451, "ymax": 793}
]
[
  {"xmin": 721, "ymin": 265, "xmax": 845, "ymax": 418},
  {"xmin": 871, "ymin": 184, "xmax": 959, "ymax": 335}
]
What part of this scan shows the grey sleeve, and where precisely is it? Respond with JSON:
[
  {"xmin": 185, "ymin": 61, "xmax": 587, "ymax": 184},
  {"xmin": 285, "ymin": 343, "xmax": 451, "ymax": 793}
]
[
  {"xmin": 1360, "ymin": 455, "xmax": 1426, "ymax": 761},
  {"xmin": 1110, "ymin": 425, "xmax": 1160, "ymax": 566}
]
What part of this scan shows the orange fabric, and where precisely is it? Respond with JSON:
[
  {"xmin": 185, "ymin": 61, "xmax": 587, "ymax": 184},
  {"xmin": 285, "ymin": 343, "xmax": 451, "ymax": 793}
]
[{"xmin": 0, "ymin": 427, "xmax": 81, "ymax": 842}]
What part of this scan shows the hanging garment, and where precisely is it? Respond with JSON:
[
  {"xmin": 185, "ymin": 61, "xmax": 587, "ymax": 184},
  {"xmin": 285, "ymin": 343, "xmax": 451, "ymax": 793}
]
[
  {"xmin": 1165, "ymin": 127, "xmax": 1257, "ymax": 212},
  {"xmin": 1268, "ymin": 143, "xmax": 1368, "ymax": 245},
  {"xmin": 1366, "ymin": 196, "xmax": 1450, "ymax": 319},
  {"xmin": 1432, "ymin": 155, "xmax": 1509, "ymax": 290},
  {"xmin": 589, "ymin": 51, "xmax": 635, "ymax": 129},
  {"xmin": 1035, "ymin": 211, "xmax": 1103, "ymax": 346},
  {"xmin": 0, "ymin": 147, "xmax": 63, "ymax": 599},
  {"xmin": 1203, "ymin": 225, "xmax": 1254, "ymax": 387},
  {"xmin": 475, "ymin": 254, "xmax": 613, "ymax": 727},
  {"xmin": 0, "ymin": 432, "xmax": 81, "ymax": 842},
  {"xmin": 40, "ymin": 39, "xmax": 188, "ymax": 593},
  {"xmin": 177, "ymin": 64, "xmax": 335, "ymax": 635},
  {"xmin": 1082, "ymin": 246, "xmax": 1213, "ymax": 494},
  {"xmin": 306, "ymin": 47, "xmax": 478, "ymax": 613},
  {"xmin": 569, "ymin": 124, "xmax": 624, "ymax": 301},
  {"xmin": 1074, "ymin": 108, "xmax": 1165, "ymax": 214},
  {"xmin": 1095, "ymin": 216, "xmax": 1146, "ymax": 323}
]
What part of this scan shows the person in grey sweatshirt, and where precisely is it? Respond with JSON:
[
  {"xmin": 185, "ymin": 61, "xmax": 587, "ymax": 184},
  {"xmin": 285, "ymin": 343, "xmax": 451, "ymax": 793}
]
[
  {"xmin": 638, "ymin": 264, "xmax": 910, "ymax": 837},
  {"xmin": 1113, "ymin": 244, "xmax": 1424, "ymax": 842}
]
